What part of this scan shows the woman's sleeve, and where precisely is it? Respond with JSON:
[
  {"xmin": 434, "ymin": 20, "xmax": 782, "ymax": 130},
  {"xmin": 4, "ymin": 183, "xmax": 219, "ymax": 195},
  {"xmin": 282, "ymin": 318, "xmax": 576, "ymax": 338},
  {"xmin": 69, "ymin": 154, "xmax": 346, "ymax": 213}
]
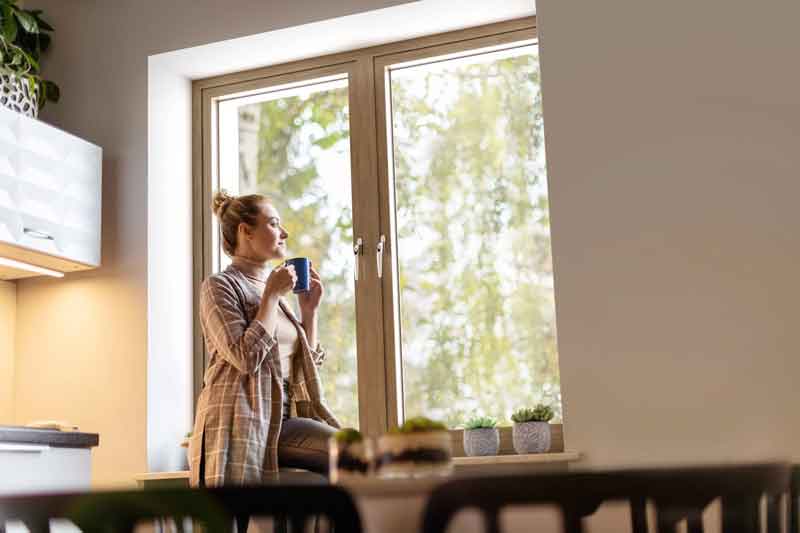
[{"xmin": 200, "ymin": 276, "xmax": 277, "ymax": 375}]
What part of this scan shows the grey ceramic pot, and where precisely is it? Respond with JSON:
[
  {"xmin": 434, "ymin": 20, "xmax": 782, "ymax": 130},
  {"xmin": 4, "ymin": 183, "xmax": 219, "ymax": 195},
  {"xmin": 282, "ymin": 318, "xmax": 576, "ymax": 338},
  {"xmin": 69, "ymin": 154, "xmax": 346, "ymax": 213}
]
[
  {"xmin": 463, "ymin": 428, "xmax": 500, "ymax": 456},
  {"xmin": 512, "ymin": 421, "xmax": 551, "ymax": 454}
]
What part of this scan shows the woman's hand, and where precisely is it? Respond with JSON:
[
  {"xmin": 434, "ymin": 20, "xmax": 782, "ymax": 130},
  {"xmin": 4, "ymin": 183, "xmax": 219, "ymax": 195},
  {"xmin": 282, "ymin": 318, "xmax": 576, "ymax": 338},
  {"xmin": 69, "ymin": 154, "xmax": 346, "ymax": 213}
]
[
  {"xmin": 298, "ymin": 263, "xmax": 324, "ymax": 316},
  {"xmin": 263, "ymin": 264, "xmax": 297, "ymax": 303},
  {"xmin": 255, "ymin": 264, "xmax": 297, "ymax": 336}
]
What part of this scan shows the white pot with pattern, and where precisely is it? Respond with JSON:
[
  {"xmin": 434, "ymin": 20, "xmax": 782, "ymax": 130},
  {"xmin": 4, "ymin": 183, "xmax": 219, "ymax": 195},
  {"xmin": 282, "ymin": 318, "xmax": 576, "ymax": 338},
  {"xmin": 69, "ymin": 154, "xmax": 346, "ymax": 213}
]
[{"xmin": 512, "ymin": 421, "xmax": 551, "ymax": 454}]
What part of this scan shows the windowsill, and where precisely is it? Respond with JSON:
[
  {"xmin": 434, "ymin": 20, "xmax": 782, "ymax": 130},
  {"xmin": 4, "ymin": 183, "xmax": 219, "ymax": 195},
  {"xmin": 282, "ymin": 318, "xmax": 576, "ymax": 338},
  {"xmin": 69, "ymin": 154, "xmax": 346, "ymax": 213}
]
[
  {"xmin": 453, "ymin": 450, "xmax": 579, "ymax": 466},
  {"xmin": 133, "ymin": 451, "xmax": 581, "ymax": 490}
]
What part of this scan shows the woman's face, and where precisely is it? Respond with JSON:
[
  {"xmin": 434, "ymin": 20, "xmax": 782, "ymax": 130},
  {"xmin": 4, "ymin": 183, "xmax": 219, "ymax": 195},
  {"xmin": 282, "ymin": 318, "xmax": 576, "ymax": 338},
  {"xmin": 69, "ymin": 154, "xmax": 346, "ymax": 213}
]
[{"xmin": 240, "ymin": 202, "xmax": 289, "ymax": 262}]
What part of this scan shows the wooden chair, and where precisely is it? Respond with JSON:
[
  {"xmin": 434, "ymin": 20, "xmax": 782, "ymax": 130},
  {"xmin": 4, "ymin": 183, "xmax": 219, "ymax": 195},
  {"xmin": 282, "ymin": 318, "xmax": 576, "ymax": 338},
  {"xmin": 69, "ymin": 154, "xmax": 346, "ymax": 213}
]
[
  {"xmin": 420, "ymin": 462, "xmax": 791, "ymax": 533},
  {"xmin": 0, "ymin": 484, "xmax": 362, "ymax": 533}
]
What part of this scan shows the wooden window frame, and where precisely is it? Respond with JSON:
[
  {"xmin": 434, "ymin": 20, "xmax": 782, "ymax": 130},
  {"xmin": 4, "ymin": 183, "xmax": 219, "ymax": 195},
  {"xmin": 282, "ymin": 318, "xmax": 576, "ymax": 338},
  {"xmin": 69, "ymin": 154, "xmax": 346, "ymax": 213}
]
[{"xmin": 191, "ymin": 15, "xmax": 564, "ymax": 452}]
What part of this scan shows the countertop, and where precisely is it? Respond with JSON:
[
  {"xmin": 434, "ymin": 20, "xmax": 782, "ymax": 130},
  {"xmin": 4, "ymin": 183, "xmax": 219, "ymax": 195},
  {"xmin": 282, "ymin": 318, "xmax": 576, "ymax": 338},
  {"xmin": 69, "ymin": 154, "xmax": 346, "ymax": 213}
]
[{"xmin": 0, "ymin": 425, "xmax": 99, "ymax": 449}]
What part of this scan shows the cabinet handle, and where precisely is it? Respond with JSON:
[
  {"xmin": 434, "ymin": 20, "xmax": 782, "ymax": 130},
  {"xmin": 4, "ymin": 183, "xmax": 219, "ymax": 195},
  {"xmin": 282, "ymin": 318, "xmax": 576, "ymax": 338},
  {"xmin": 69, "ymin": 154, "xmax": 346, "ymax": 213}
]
[
  {"xmin": 23, "ymin": 227, "xmax": 54, "ymax": 240},
  {"xmin": 376, "ymin": 234, "xmax": 386, "ymax": 279},
  {"xmin": 353, "ymin": 237, "xmax": 363, "ymax": 282}
]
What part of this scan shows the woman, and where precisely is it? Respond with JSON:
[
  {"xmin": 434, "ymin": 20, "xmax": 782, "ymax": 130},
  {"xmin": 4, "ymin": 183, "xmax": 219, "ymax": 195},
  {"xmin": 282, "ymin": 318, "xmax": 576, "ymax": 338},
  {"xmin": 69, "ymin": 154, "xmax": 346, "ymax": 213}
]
[{"xmin": 188, "ymin": 190, "xmax": 340, "ymax": 489}]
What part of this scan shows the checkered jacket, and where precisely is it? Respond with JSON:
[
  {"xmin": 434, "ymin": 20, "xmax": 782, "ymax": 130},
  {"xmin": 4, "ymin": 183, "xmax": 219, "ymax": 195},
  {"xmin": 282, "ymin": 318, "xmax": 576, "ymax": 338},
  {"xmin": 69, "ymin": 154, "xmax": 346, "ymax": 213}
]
[{"xmin": 188, "ymin": 264, "xmax": 340, "ymax": 487}]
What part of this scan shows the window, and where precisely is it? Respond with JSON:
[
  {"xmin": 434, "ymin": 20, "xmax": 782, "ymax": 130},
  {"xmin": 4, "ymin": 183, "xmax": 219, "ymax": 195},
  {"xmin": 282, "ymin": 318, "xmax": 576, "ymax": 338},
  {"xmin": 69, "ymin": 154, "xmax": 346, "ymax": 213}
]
[{"xmin": 194, "ymin": 17, "xmax": 561, "ymax": 441}]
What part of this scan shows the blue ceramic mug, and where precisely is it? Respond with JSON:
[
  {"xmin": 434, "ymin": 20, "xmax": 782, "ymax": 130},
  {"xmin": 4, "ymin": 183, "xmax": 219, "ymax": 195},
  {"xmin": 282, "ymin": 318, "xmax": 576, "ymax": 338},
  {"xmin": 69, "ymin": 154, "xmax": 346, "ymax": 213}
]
[{"xmin": 284, "ymin": 257, "xmax": 310, "ymax": 293}]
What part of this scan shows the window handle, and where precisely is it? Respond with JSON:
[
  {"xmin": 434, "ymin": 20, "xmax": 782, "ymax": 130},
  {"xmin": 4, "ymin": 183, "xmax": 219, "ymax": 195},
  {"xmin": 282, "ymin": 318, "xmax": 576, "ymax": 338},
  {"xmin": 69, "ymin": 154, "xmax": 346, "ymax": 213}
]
[
  {"xmin": 376, "ymin": 234, "xmax": 386, "ymax": 279},
  {"xmin": 353, "ymin": 237, "xmax": 363, "ymax": 281},
  {"xmin": 24, "ymin": 227, "xmax": 54, "ymax": 240}
]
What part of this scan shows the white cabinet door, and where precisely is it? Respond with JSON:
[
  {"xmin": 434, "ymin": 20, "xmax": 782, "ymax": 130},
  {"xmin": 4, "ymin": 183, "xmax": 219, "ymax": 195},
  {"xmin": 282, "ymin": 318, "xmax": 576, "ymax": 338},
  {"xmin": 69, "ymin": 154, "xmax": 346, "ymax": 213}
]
[
  {"xmin": 0, "ymin": 107, "xmax": 102, "ymax": 268},
  {"xmin": 0, "ymin": 443, "xmax": 92, "ymax": 495}
]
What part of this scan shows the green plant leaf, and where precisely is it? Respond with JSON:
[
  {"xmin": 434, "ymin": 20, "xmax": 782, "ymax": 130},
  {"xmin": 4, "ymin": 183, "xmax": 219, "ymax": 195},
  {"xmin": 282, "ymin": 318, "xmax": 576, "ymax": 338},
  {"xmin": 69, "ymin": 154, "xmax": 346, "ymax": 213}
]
[
  {"xmin": 14, "ymin": 11, "xmax": 37, "ymax": 34},
  {"xmin": 38, "ymin": 32, "xmax": 50, "ymax": 53},
  {"xmin": 2, "ymin": 6, "xmax": 18, "ymax": 43},
  {"xmin": 43, "ymin": 80, "xmax": 59, "ymax": 102},
  {"xmin": 32, "ymin": 13, "xmax": 53, "ymax": 32}
]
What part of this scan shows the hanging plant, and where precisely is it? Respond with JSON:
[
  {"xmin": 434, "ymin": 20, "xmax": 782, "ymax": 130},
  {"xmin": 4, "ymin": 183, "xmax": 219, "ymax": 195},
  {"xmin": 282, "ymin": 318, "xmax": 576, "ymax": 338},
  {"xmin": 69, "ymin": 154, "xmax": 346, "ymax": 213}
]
[{"xmin": 0, "ymin": 0, "xmax": 59, "ymax": 113}]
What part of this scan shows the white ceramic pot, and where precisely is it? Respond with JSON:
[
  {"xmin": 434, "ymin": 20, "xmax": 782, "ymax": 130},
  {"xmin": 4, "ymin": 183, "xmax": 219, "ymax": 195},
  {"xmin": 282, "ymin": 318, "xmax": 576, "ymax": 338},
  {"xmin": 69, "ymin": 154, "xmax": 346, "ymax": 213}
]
[
  {"xmin": 0, "ymin": 72, "xmax": 39, "ymax": 118},
  {"xmin": 512, "ymin": 421, "xmax": 551, "ymax": 454},
  {"xmin": 463, "ymin": 428, "xmax": 500, "ymax": 456}
]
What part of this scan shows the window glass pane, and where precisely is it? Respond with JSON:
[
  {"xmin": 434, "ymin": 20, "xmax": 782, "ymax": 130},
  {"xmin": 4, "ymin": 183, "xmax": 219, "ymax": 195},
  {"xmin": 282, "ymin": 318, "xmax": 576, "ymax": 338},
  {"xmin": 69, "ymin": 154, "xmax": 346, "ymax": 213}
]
[
  {"xmin": 389, "ymin": 44, "xmax": 561, "ymax": 427},
  {"xmin": 217, "ymin": 77, "xmax": 359, "ymax": 428}
]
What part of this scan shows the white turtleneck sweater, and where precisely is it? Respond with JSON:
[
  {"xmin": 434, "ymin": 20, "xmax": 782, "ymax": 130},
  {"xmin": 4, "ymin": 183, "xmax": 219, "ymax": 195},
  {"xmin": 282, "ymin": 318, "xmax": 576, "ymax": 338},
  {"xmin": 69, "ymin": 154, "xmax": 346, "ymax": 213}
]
[{"xmin": 230, "ymin": 256, "xmax": 299, "ymax": 380}]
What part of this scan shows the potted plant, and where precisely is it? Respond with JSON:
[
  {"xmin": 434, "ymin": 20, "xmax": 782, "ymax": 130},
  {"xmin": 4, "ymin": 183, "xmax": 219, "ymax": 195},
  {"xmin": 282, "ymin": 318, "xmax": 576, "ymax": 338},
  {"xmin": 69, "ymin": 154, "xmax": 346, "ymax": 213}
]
[
  {"xmin": 0, "ymin": 0, "xmax": 59, "ymax": 117},
  {"xmin": 376, "ymin": 416, "xmax": 452, "ymax": 478},
  {"xmin": 329, "ymin": 428, "xmax": 372, "ymax": 482},
  {"xmin": 462, "ymin": 416, "xmax": 499, "ymax": 457},
  {"xmin": 511, "ymin": 404, "xmax": 554, "ymax": 454}
]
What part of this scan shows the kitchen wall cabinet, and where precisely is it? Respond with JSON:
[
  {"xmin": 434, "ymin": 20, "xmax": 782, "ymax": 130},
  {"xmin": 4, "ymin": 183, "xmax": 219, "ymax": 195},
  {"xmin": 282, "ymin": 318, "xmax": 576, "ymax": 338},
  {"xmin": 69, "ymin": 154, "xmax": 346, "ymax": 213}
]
[{"xmin": 0, "ymin": 107, "xmax": 101, "ymax": 279}]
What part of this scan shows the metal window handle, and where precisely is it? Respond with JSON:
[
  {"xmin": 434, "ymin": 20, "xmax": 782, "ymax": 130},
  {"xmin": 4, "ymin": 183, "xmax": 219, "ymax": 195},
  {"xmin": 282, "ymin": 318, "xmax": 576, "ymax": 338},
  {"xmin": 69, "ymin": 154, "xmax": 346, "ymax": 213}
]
[
  {"xmin": 24, "ymin": 227, "xmax": 54, "ymax": 240},
  {"xmin": 353, "ymin": 237, "xmax": 363, "ymax": 281},
  {"xmin": 376, "ymin": 234, "xmax": 386, "ymax": 279}
]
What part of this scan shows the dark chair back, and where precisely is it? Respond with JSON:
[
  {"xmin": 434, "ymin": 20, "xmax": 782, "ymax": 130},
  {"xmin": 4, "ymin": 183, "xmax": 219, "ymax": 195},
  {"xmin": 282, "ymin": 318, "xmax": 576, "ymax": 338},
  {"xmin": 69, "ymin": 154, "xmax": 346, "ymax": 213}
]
[
  {"xmin": 0, "ymin": 484, "xmax": 362, "ymax": 533},
  {"xmin": 790, "ymin": 465, "xmax": 799, "ymax": 533},
  {"xmin": 421, "ymin": 462, "xmax": 791, "ymax": 533}
]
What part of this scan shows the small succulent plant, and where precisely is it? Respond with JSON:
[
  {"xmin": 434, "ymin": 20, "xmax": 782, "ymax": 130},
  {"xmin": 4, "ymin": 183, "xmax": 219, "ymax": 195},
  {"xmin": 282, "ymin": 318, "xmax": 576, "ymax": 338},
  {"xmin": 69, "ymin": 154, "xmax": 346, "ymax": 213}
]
[
  {"xmin": 464, "ymin": 416, "xmax": 498, "ymax": 430},
  {"xmin": 393, "ymin": 416, "xmax": 448, "ymax": 434},
  {"xmin": 333, "ymin": 428, "xmax": 364, "ymax": 444},
  {"xmin": 511, "ymin": 404, "xmax": 554, "ymax": 424}
]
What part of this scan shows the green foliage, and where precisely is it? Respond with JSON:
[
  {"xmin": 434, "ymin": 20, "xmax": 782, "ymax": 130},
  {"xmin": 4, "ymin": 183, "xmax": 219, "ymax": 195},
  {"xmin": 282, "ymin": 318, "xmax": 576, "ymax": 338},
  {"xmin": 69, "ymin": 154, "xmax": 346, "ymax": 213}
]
[
  {"xmin": 464, "ymin": 416, "xmax": 497, "ymax": 430},
  {"xmin": 333, "ymin": 428, "xmax": 363, "ymax": 444},
  {"xmin": 0, "ymin": 0, "xmax": 59, "ymax": 109},
  {"xmin": 240, "ymin": 47, "xmax": 563, "ymax": 431},
  {"xmin": 393, "ymin": 50, "xmax": 562, "ymax": 427},
  {"xmin": 392, "ymin": 416, "xmax": 448, "ymax": 434},
  {"xmin": 511, "ymin": 404, "xmax": 554, "ymax": 424}
]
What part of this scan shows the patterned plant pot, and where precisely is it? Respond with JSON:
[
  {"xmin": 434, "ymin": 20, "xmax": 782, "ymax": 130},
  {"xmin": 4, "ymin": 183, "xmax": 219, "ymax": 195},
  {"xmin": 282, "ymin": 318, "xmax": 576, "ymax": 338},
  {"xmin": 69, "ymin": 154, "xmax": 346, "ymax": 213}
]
[
  {"xmin": 329, "ymin": 438, "xmax": 373, "ymax": 483},
  {"xmin": 376, "ymin": 431, "xmax": 453, "ymax": 478},
  {"xmin": 512, "ymin": 421, "xmax": 551, "ymax": 454},
  {"xmin": 463, "ymin": 428, "xmax": 499, "ymax": 457},
  {"xmin": 0, "ymin": 72, "xmax": 39, "ymax": 118}
]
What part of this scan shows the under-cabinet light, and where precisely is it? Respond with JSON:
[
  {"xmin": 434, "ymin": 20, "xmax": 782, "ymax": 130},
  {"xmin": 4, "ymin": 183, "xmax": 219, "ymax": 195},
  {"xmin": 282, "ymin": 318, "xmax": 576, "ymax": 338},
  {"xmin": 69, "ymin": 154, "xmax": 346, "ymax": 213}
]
[{"xmin": 0, "ymin": 257, "xmax": 64, "ymax": 278}]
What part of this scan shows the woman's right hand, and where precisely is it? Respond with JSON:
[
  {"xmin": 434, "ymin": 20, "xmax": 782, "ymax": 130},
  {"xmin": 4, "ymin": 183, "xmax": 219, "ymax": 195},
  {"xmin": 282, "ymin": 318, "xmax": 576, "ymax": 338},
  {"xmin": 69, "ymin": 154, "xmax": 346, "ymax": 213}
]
[
  {"xmin": 263, "ymin": 264, "xmax": 297, "ymax": 302},
  {"xmin": 256, "ymin": 264, "xmax": 297, "ymax": 335}
]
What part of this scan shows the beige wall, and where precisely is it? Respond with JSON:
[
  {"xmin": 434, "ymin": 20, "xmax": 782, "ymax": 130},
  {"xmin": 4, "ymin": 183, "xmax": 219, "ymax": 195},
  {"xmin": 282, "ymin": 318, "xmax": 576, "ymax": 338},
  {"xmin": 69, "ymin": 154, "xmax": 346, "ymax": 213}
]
[
  {"xmin": 19, "ymin": 0, "xmax": 415, "ymax": 488},
  {"xmin": 537, "ymin": 0, "xmax": 800, "ymax": 466},
  {"xmin": 0, "ymin": 280, "xmax": 15, "ymax": 424}
]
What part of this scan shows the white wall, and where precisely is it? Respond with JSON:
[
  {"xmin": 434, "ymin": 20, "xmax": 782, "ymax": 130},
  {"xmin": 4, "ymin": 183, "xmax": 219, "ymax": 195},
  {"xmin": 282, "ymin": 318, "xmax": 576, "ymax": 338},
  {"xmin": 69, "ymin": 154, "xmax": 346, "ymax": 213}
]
[
  {"xmin": 537, "ymin": 0, "xmax": 800, "ymax": 466},
  {"xmin": 0, "ymin": 281, "xmax": 15, "ymax": 423}
]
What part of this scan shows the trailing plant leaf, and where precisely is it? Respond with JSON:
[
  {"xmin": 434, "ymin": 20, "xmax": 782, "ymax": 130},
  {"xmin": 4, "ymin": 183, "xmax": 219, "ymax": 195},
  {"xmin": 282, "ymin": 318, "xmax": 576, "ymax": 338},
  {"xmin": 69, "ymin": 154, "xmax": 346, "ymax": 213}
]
[
  {"xmin": 2, "ymin": 6, "xmax": 17, "ymax": 43},
  {"xmin": 0, "ymin": 0, "xmax": 59, "ymax": 109},
  {"xmin": 14, "ymin": 11, "xmax": 37, "ymax": 34},
  {"xmin": 42, "ymin": 80, "xmax": 58, "ymax": 102}
]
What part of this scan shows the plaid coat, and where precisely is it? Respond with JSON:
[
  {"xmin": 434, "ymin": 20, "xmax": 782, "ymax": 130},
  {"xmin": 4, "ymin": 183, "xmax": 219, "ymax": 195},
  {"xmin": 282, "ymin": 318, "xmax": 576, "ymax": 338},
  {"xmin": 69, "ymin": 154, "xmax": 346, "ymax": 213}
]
[{"xmin": 189, "ymin": 263, "xmax": 340, "ymax": 487}]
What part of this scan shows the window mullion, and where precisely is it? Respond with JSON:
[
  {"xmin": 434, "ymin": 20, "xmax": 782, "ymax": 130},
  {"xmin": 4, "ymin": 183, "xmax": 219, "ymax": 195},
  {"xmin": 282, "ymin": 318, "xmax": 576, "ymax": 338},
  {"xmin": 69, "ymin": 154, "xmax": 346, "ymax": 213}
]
[{"xmin": 349, "ymin": 56, "xmax": 390, "ymax": 437}]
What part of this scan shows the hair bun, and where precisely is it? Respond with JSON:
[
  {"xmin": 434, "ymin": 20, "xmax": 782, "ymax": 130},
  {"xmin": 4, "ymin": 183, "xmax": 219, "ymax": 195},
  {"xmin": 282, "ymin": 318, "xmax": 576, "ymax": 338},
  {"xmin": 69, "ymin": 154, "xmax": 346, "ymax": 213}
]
[{"xmin": 212, "ymin": 189, "xmax": 235, "ymax": 218}]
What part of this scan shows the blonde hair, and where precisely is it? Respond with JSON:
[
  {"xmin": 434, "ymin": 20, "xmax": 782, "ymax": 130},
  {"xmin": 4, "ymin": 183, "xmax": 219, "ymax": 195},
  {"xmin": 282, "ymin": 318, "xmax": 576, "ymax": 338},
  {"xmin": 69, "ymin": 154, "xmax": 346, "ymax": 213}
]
[{"xmin": 211, "ymin": 190, "xmax": 270, "ymax": 257}]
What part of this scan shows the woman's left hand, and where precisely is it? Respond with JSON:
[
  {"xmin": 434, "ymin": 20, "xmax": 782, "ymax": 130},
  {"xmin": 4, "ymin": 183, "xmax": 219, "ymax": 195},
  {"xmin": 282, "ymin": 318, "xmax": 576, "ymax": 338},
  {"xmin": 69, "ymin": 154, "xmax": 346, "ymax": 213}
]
[{"xmin": 298, "ymin": 263, "xmax": 324, "ymax": 315}]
